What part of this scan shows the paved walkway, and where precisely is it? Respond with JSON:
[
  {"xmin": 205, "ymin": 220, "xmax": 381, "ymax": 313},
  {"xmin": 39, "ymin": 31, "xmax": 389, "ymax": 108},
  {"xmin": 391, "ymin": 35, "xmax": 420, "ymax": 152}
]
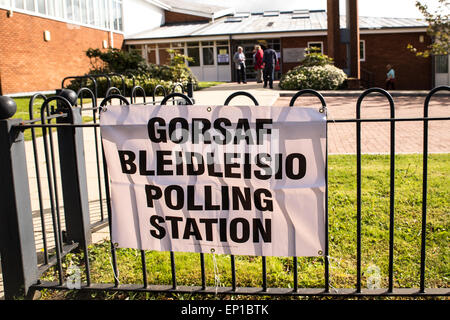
[
  {"xmin": 1, "ymin": 81, "xmax": 448, "ymax": 299},
  {"xmin": 195, "ymin": 81, "xmax": 449, "ymax": 154},
  {"xmin": 274, "ymin": 94, "xmax": 450, "ymax": 154}
]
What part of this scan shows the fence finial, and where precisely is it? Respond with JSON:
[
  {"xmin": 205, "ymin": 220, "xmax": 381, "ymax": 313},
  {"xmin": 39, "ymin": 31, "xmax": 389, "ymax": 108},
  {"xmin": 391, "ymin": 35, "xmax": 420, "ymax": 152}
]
[
  {"xmin": 58, "ymin": 88, "xmax": 78, "ymax": 106},
  {"xmin": 0, "ymin": 96, "xmax": 17, "ymax": 119}
]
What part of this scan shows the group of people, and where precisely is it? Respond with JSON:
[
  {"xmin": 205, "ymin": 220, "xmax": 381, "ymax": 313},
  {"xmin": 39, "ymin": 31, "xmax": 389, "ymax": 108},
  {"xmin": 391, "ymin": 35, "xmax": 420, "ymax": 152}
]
[
  {"xmin": 233, "ymin": 44, "xmax": 397, "ymax": 91},
  {"xmin": 233, "ymin": 44, "xmax": 278, "ymax": 89}
]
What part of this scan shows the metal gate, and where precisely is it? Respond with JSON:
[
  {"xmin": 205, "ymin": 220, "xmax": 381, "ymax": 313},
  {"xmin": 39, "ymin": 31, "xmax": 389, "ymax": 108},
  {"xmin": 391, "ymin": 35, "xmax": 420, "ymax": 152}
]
[{"xmin": 0, "ymin": 77, "xmax": 448, "ymax": 299}]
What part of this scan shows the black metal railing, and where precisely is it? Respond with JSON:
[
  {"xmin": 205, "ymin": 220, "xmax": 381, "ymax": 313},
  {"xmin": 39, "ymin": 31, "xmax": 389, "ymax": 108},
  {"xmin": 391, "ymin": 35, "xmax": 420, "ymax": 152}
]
[{"xmin": 0, "ymin": 85, "xmax": 448, "ymax": 299}]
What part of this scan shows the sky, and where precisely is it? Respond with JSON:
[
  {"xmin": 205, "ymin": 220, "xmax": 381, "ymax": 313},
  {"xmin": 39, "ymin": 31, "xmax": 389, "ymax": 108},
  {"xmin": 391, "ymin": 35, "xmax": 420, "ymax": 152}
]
[{"xmin": 194, "ymin": 0, "xmax": 449, "ymax": 19}]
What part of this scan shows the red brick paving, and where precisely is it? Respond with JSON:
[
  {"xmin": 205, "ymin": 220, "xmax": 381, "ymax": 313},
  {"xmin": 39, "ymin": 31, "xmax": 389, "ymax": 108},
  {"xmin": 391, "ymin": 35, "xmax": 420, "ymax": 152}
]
[{"xmin": 273, "ymin": 95, "xmax": 450, "ymax": 154}]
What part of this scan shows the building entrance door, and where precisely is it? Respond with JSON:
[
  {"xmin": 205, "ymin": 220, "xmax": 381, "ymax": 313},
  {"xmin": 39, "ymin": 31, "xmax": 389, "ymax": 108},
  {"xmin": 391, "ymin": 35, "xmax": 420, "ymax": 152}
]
[
  {"xmin": 435, "ymin": 55, "xmax": 449, "ymax": 86},
  {"xmin": 233, "ymin": 39, "xmax": 281, "ymax": 82},
  {"xmin": 242, "ymin": 43, "xmax": 257, "ymax": 81},
  {"xmin": 233, "ymin": 41, "xmax": 258, "ymax": 81}
]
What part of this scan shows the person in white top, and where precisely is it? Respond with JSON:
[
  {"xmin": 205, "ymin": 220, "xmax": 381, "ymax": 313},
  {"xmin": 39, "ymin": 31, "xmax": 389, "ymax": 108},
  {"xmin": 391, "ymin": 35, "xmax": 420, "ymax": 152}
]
[{"xmin": 233, "ymin": 46, "xmax": 247, "ymax": 84}]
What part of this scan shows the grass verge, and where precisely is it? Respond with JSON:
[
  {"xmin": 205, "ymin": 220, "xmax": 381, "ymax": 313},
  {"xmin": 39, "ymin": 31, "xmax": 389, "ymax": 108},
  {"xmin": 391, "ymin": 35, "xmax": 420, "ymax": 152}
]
[
  {"xmin": 197, "ymin": 82, "xmax": 225, "ymax": 90},
  {"xmin": 12, "ymin": 96, "xmax": 93, "ymax": 141},
  {"xmin": 39, "ymin": 154, "xmax": 449, "ymax": 300}
]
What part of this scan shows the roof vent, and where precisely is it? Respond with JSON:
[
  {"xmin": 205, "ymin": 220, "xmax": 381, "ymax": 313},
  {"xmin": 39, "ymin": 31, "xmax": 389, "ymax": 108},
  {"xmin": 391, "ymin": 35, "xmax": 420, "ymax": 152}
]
[
  {"xmin": 267, "ymin": 21, "xmax": 274, "ymax": 27},
  {"xmin": 263, "ymin": 10, "xmax": 279, "ymax": 17},
  {"xmin": 234, "ymin": 12, "xmax": 250, "ymax": 18},
  {"xmin": 292, "ymin": 9, "xmax": 310, "ymax": 19},
  {"xmin": 225, "ymin": 17, "xmax": 243, "ymax": 23}
]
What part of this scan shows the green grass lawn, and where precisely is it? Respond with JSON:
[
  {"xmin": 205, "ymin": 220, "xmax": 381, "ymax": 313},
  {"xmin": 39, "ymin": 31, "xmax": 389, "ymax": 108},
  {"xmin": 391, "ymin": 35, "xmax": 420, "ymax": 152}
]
[
  {"xmin": 197, "ymin": 81, "xmax": 225, "ymax": 90},
  {"xmin": 12, "ymin": 96, "xmax": 94, "ymax": 141},
  {"xmin": 40, "ymin": 153, "xmax": 449, "ymax": 300}
]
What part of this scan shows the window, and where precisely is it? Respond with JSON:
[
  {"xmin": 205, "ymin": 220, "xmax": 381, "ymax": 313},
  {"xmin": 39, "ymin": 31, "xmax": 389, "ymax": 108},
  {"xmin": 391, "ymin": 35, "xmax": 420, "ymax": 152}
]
[
  {"xmin": 81, "ymin": 0, "xmax": 88, "ymax": 24},
  {"xmin": 100, "ymin": 0, "xmax": 109, "ymax": 28},
  {"xmin": 47, "ymin": 0, "xmax": 55, "ymax": 15},
  {"xmin": 65, "ymin": 0, "xmax": 73, "ymax": 20},
  {"xmin": 48, "ymin": 0, "xmax": 63, "ymax": 18},
  {"xmin": 360, "ymin": 40, "xmax": 366, "ymax": 61},
  {"xmin": 202, "ymin": 42, "xmax": 214, "ymax": 66},
  {"xmin": 171, "ymin": 42, "xmax": 185, "ymax": 56},
  {"xmin": 158, "ymin": 44, "xmax": 170, "ymax": 65},
  {"xmin": 37, "ymin": 0, "xmax": 46, "ymax": 14},
  {"xmin": 88, "ymin": 0, "xmax": 95, "ymax": 24},
  {"xmin": 25, "ymin": 0, "xmax": 34, "ymax": 11},
  {"xmin": 98, "ymin": 0, "xmax": 104, "ymax": 27},
  {"xmin": 110, "ymin": 0, "xmax": 124, "ymax": 31},
  {"xmin": 6, "ymin": 0, "xmax": 122, "ymax": 32},
  {"xmin": 128, "ymin": 45, "xmax": 142, "ymax": 57},
  {"xmin": 435, "ymin": 55, "xmax": 449, "ymax": 73},
  {"xmin": 187, "ymin": 42, "xmax": 200, "ymax": 67},
  {"xmin": 14, "ymin": 0, "xmax": 24, "ymax": 9},
  {"xmin": 203, "ymin": 47, "xmax": 214, "ymax": 65},
  {"xmin": 217, "ymin": 46, "xmax": 229, "ymax": 65},
  {"xmin": 73, "ymin": 0, "xmax": 81, "ymax": 22},
  {"xmin": 147, "ymin": 45, "xmax": 157, "ymax": 64},
  {"xmin": 308, "ymin": 41, "xmax": 323, "ymax": 53},
  {"xmin": 116, "ymin": 1, "xmax": 123, "ymax": 31}
]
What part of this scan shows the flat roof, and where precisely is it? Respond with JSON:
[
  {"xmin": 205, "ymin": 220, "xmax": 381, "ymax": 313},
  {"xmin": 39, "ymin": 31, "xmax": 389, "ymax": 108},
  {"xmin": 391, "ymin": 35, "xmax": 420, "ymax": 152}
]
[{"xmin": 125, "ymin": 10, "xmax": 428, "ymax": 41}]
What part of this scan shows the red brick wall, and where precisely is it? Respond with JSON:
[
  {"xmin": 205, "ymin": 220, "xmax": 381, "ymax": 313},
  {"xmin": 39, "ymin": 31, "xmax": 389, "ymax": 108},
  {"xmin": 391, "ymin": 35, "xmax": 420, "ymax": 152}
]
[
  {"xmin": 281, "ymin": 32, "xmax": 432, "ymax": 90},
  {"xmin": 360, "ymin": 32, "xmax": 432, "ymax": 90},
  {"xmin": 281, "ymin": 35, "xmax": 328, "ymax": 72},
  {"xmin": 0, "ymin": 9, "xmax": 124, "ymax": 95},
  {"xmin": 164, "ymin": 10, "xmax": 210, "ymax": 24}
]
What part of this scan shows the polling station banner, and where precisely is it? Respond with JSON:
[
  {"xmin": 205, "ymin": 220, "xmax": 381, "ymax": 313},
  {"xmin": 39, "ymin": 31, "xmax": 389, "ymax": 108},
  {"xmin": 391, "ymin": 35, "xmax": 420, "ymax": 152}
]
[{"xmin": 100, "ymin": 105, "xmax": 326, "ymax": 257}]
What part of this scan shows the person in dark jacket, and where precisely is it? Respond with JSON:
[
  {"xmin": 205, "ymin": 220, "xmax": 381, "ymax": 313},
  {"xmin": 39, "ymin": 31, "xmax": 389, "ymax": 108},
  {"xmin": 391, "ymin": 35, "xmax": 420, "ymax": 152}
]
[{"xmin": 262, "ymin": 45, "xmax": 277, "ymax": 89}]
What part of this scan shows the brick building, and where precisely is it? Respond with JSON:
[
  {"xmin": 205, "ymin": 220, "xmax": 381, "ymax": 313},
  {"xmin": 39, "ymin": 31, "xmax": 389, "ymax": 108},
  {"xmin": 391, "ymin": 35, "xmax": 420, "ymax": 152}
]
[
  {"xmin": 1, "ymin": 0, "xmax": 449, "ymax": 95},
  {"xmin": 0, "ymin": 0, "xmax": 125, "ymax": 95},
  {"xmin": 124, "ymin": 1, "xmax": 449, "ymax": 90}
]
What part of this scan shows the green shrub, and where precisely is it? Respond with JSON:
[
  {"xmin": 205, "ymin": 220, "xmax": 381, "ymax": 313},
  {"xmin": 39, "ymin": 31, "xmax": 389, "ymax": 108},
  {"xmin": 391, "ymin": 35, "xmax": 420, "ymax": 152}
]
[
  {"xmin": 72, "ymin": 75, "xmax": 192, "ymax": 99},
  {"xmin": 279, "ymin": 64, "xmax": 347, "ymax": 90},
  {"xmin": 68, "ymin": 48, "xmax": 198, "ymax": 97},
  {"xmin": 86, "ymin": 48, "xmax": 151, "ymax": 75},
  {"xmin": 300, "ymin": 49, "xmax": 335, "ymax": 67},
  {"xmin": 279, "ymin": 50, "xmax": 347, "ymax": 90}
]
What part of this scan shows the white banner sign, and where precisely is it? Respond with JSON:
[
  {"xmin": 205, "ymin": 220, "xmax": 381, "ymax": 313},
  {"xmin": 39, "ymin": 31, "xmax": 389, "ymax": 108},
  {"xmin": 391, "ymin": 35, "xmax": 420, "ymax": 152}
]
[{"xmin": 100, "ymin": 105, "xmax": 326, "ymax": 257}]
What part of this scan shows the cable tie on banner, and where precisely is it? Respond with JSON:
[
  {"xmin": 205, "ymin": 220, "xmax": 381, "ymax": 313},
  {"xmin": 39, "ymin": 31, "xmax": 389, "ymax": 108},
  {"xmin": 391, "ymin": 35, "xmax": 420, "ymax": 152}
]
[
  {"xmin": 211, "ymin": 248, "xmax": 221, "ymax": 295},
  {"xmin": 110, "ymin": 256, "xmax": 120, "ymax": 286},
  {"xmin": 319, "ymin": 105, "xmax": 327, "ymax": 114},
  {"xmin": 326, "ymin": 255, "xmax": 343, "ymax": 293}
]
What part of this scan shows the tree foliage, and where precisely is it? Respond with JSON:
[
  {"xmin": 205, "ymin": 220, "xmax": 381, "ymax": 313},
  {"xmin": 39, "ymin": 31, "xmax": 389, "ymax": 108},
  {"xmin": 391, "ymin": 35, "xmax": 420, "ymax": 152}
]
[
  {"xmin": 68, "ymin": 48, "xmax": 198, "ymax": 97},
  {"xmin": 407, "ymin": 0, "xmax": 449, "ymax": 57},
  {"xmin": 86, "ymin": 48, "xmax": 150, "ymax": 75}
]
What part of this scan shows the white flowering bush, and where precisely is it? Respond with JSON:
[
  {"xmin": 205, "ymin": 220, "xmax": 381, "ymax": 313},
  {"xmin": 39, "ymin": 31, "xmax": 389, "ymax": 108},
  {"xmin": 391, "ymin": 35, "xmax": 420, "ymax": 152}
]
[
  {"xmin": 279, "ymin": 50, "xmax": 347, "ymax": 90},
  {"xmin": 280, "ymin": 64, "xmax": 347, "ymax": 90}
]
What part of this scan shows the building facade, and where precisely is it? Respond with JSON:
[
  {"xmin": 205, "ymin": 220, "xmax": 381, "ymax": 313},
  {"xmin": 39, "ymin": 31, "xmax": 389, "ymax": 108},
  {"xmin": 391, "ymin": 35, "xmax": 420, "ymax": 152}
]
[
  {"xmin": 124, "ymin": 2, "xmax": 449, "ymax": 90},
  {"xmin": 0, "ymin": 0, "xmax": 125, "ymax": 95},
  {"xmin": 0, "ymin": 0, "xmax": 448, "ymax": 95}
]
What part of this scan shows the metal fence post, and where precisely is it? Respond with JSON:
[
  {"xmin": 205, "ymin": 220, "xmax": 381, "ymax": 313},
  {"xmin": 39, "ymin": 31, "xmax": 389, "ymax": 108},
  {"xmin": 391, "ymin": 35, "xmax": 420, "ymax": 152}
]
[
  {"xmin": 186, "ymin": 80, "xmax": 195, "ymax": 104},
  {"xmin": 0, "ymin": 97, "xmax": 38, "ymax": 299},
  {"xmin": 56, "ymin": 97, "xmax": 92, "ymax": 246}
]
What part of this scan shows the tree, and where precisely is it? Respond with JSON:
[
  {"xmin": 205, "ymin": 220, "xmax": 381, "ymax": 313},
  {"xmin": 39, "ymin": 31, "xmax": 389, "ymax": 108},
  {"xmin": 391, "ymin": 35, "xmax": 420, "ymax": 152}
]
[{"xmin": 407, "ymin": 0, "xmax": 449, "ymax": 58}]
